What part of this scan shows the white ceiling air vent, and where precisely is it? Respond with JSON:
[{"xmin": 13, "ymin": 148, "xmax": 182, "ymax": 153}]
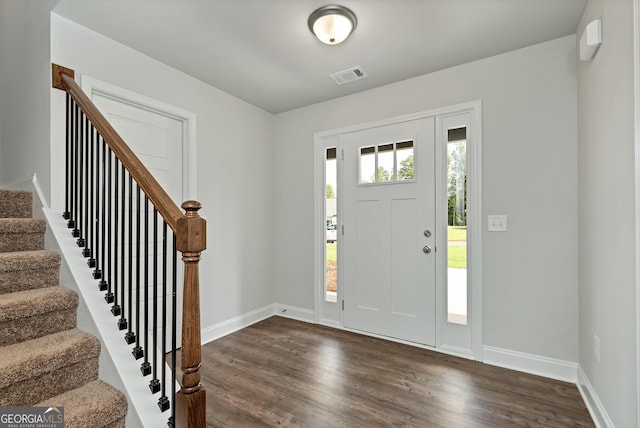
[{"xmin": 329, "ymin": 66, "xmax": 368, "ymax": 85}]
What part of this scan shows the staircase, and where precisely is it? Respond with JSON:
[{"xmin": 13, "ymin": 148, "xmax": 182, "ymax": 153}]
[{"xmin": 0, "ymin": 189, "xmax": 128, "ymax": 427}]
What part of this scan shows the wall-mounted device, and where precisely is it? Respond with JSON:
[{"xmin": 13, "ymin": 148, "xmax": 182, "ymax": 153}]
[{"xmin": 579, "ymin": 18, "xmax": 602, "ymax": 61}]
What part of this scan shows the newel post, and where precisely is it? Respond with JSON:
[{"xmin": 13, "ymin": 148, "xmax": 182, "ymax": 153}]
[{"xmin": 175, "ymin": 201, "xmax": 206, "ymax": 428}]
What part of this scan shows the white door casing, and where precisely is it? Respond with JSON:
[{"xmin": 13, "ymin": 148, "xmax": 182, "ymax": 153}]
[
  {"xmin": 314, "ymin": 101, "xmax": 482, "ymax": 359},
  {"xmin": 80, "ymin": 76, "xmax": 197, "ymax": 349},
  {"xmin": 80, "ymin": 76, "xmax": 197, "ymax": 203}
]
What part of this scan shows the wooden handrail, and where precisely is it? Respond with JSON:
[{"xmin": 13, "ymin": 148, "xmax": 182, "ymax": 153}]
[{"xmin": 52, "ymin": 64, "xmax": 206, "ymax": 428}]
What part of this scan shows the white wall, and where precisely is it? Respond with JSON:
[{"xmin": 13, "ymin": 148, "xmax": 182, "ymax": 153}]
[
  {"xmin": 0, "ymin": 0, "xmax": 58, "ymax": 201},
  {"xmin": 577, "ymin": 0, "xmax": 638, "ymax": 426},
  {"xmin": 274, "ymin": 36, "xmax": 579, "ymax": 363},
  {"xmin": 50, "ymin": 13, "xmax": 275, "ymax": 333}
]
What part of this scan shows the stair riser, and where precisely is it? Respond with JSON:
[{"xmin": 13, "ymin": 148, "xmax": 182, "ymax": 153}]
[
  {"xmin": 0, "ymin": 268, "xmax": 60, "ymax": 294},
  {"xmin": 0, "ymin": 310, "xmax": 77, "ymax": 346},
  {"xmin": 0, "ymin": 358, "xmax": 99, "ymax": 407},
  {"xmin": 0, "ymin": 233, "xmax": 45, "ymax": 253}
]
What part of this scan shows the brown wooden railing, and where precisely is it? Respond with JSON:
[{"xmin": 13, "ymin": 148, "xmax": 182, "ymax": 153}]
[{"xmin": 52, "ymin": 63, "xmax": 206, "ymax": 427}]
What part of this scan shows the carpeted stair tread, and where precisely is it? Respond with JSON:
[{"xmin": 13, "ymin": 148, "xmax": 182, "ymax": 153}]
[
  {"xmin": 36, "ymin": 379, "xmax": 128, "ymax": 428},
  {"xmin": 0, "ymin": 218, "xmax": 46, "ymax": 252},
  {"xmin": 0, "ymin": 286, "xmax": 77, "ymax": 321},
  {"xmin": 0, "ymin": 328, "xmax": 100, "ymax": 386},
  {"xmin": 0, "ymin": 190, "xmax": 32, "ymax": 218},
  {"xmin": 0, "ymin": 250, "xmax": 60, "ymax": 294},
  {"xmin": 0, "ymin": 218, "xmax": 46, "ymax": 233},
  {"xmin": 0, "ymin": 329, "xmax": 100, "ymax": 406},
  {"xmin": 0, "ymin": 190, "xmax": 128, "ymax": 422},
  {"xmin": 0, "ymin": 250, "xmax": 60, "ymax": 272},
  {"xmin": 0, "ymin": 286, "xmax": 78, "ymax": 346}
]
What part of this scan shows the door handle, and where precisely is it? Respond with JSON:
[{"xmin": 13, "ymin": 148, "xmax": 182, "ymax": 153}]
[{"xmin": 423, "ymin": 245, "xmax": 432, "ymax": 254}]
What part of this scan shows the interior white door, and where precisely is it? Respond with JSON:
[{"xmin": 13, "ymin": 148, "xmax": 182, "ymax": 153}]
[
  {"xmin": 92, "ymin": 94, "xmax": 184, "ymax": 205},
  {"xmin": 342, "ymin": 117, "xmax": 436, "ymax": 345},
  {"xmin": 92, "ymin": 93, "xmax": 185, "ymax": 351}
]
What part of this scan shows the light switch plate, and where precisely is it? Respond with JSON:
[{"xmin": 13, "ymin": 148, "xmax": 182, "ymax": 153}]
[{"xmin": 488, "ymin": 215, "xmax": 507, "ymax": 232}]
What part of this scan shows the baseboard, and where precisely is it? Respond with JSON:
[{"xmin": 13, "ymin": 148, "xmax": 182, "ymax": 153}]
[
  {"xmin": 319, "ymin": 318, "xmax": 341, "ymax": 328},
  {"xmin": 1, "ymin": 173, "xmax": 36, "ymax": 191},
  {"xmin": 199, "ymin": 303, "xmax": 315, "ymax": 346},
  {"xmin": 273, "ymin": 304, "xmax": 315, "ymax": 323},
  {"xmin": 483, "ymin": 345, "xmax": 578, "ymax": 383},
  {"xmin": 200, "ymin": 304, "xmax": 275, "ymax": 345},
  {"xmin": 577, "ymin": 366, "xmax": 615, "ymax": 428}
]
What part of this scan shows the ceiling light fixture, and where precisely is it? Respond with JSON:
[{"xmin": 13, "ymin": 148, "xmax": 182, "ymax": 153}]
[{"xmin": 308, "ymin": 4, "xmax": 357, "ymax": 45}]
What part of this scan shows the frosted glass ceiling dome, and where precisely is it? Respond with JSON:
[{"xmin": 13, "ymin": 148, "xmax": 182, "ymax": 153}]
[{"xmin": 308, "ymin": 5, "xmax": 357, "ymax": 45}]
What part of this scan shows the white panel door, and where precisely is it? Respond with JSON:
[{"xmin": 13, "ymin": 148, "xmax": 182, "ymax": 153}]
[
  {"xmin": 343, "ymin": 117, "xmax": 436, "ymax": 345},
  {"xmin": 92, "ymin": 94, "xmax": 184, "ymax": 205},
  {"xmin": 92, "ymin": 93, "xmax": 185, "ymax": 350}
]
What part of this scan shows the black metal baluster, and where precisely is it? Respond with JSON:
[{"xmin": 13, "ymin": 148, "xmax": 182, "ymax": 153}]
[
  {"xmin": 97, "ymin": 136, "xmax": 107, "ymax": 289},
  {"xmin": 92, "ymin": 131, "xmax": 101, "ymax": 279},
  {"xmin": 81, "ymin": 116, "xmax": 90, "ymax": 253},
  {"xmin": 158, "ymin": 221, "xmax": 169, "ymax": 412},
  {"xmin": 71, "ymin": 104, "xmax": 80, "ymax": 236},
  {"xmin": 84, "ymin": 121, "xmax": 93, "ymax": 259},
  {"xmin": 111, "ymin": 161, "xmax": 121, "ymax": 316},
  {"xmin": 169, "ymin": 233, "xmax": 178, "ymax": 427},
  {"xmin": 105, "ymin": 150, "xmax": 114, "ymax": 303},
  {"xmin": 125, "ymin": 175, "xmax": 134, "ymax": 342},
  {"xmin": 150, "ymin": 207, "xmax": 161, "ymax": 394},
  {"xmin": 118, "ymin": 166, "xmax": 128, "ymax": 330},
  {"xmin": 87, "ymin": 126, "xmax": 96, "ymax": 266},
  {"xmin": 141, "ymin": 196, "xmax": 151, "ymax": 376},
  {"xmin": 133, "ymin": 186, "xmax": 144, "ymax": 359},
  {"xmin": 76, "ymin": 114, "xmax": 85, "ymax": 246},
  {"xmin": 63, "ymin": 93, "xmax": 71, "ymax": 221},
  {"xmin": 68, "ymin": 101, "xmax": 77, "ymax": 230}
]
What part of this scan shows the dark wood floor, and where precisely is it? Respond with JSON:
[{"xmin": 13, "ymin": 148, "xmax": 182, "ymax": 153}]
[{"xmin": 196, "ymin": 316, "xmax": 593, "ymax": 427}]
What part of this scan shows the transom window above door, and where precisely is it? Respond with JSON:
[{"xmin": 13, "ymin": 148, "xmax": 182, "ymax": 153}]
[{"xmin": 359, "ymin": 140, "xmax": 414, "ymax": 184}]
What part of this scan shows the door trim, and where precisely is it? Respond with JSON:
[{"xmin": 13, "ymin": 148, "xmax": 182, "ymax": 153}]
[
  {"xmin": 79, "ymin": 76, "xmax": 198, "ymax": 202},
  {"xmin": 313, "ymin": 101, "xmax": 482, "ymax": 360},
  {"xmin": 633, "ymin": 0, "xmax": 640, "ymax": 421}
]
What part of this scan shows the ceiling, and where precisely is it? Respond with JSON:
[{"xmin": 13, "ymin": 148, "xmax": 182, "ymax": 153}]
[{"xmin": 53, "ymin": 0, "xmax": 587, "ymax": 114}]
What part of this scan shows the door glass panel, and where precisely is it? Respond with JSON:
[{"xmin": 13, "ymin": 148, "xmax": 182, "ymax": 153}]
[
  {"xmin": 447, "ymin": 127, "xmax": 467, "ymax": 325},
  {"xmin": 360, "ymin": 142, "xmax": 415, "ymax": 184},
  {"xmin": 377, "ymin": 143, "xmax": 394, "ymax": 182},
  {"xmin": 359, "ymin": 146, "xmax": 376, "ymax": 184},
  {"xmin": 325, "ymin": 147, "xmax": 338, "ymax": 302},
  {"xmin": 396, "ymin": 140, "xmax": 414, "ymax": 180}
]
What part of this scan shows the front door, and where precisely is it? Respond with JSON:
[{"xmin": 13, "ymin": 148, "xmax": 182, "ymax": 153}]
[{"xmin": 342, "ymin": 117, "xmax": 436, "ymax": 345}]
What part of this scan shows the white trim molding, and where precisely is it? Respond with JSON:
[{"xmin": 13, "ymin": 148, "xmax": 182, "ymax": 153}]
[
  {"xmin": 634, "ymin": 0, "xmax": 640, "ymax": 424},
  {"xmin": 200, "ymin": 304, "xmax": 316, "ymax": 346},
  {"xmin": 483, "ymin": 346, "xmax": 578, "ymax": 383},
  {"xmin": 577, "ymin": 366, "xmax": 615, "ymax": 428},
  {"xmin": 201, "ymin": 304, "xmax": 275, "ymax": 345},
  {"xmin": 274, "ymin": 304, "xmax": 316, "ymax": 324},
  {"xmin": 69, "ymin": 75, "xmax": 198, "ymax": 202},
  {"xmin": 313, "ymin": 101, "xmax": 483, "ymax": 360}
]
